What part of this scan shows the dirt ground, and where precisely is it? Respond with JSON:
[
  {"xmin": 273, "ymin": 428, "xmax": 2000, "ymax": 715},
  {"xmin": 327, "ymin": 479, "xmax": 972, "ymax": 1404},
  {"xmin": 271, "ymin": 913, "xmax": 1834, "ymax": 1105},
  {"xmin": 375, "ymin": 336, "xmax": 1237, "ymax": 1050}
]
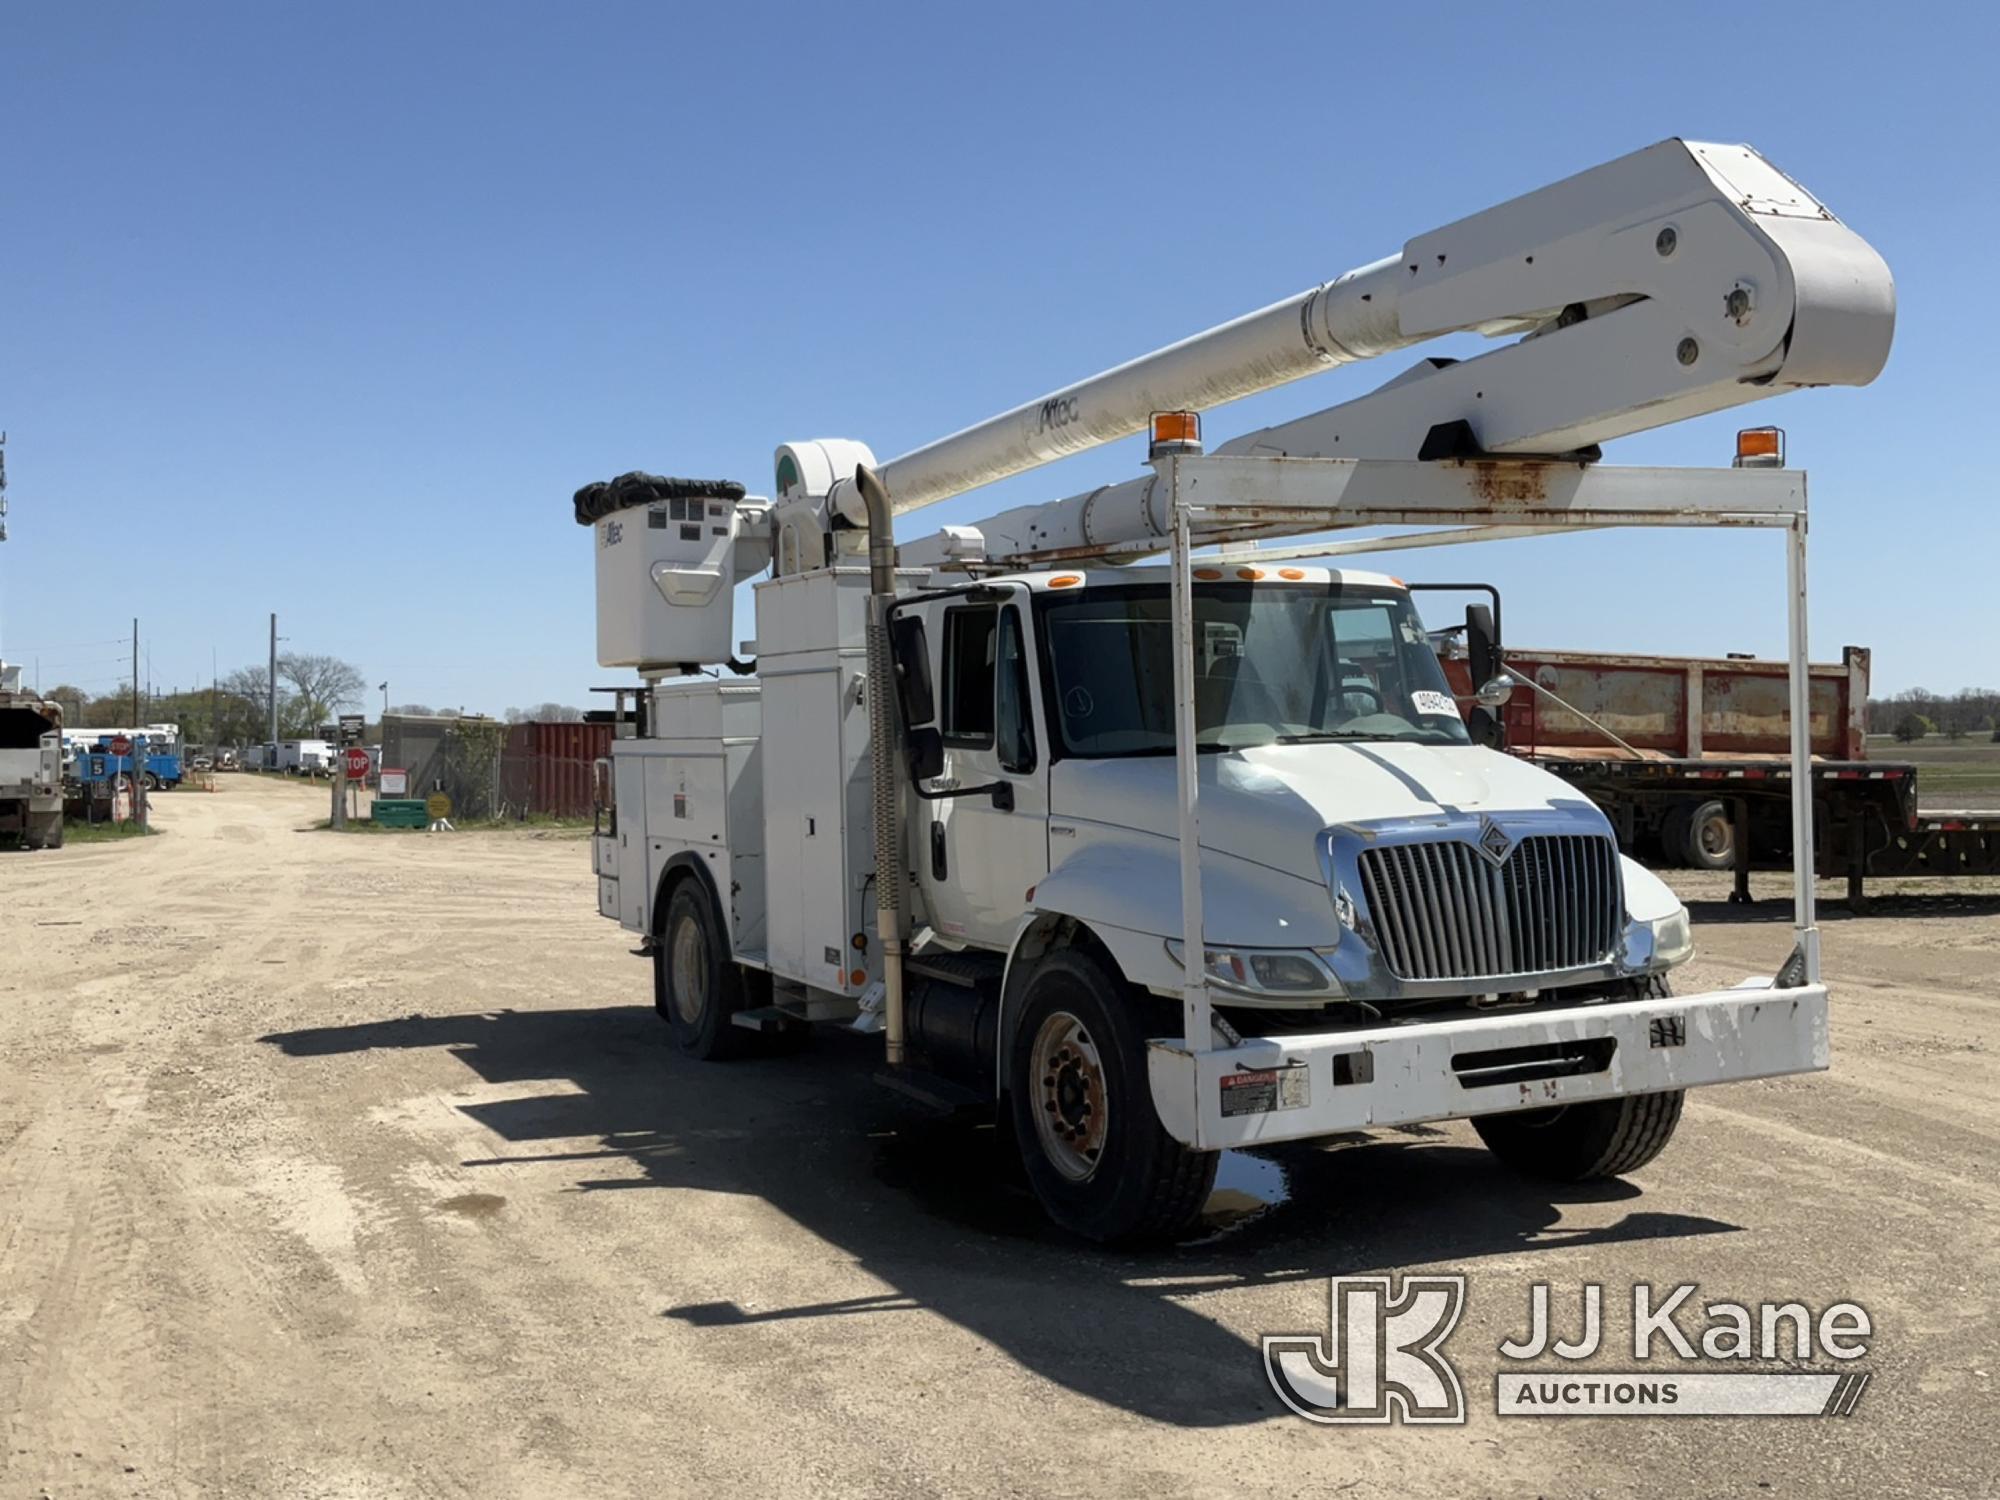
[{"xmin": 3, "ymin": 775, "xmax": 1996, "ymax": 1498}]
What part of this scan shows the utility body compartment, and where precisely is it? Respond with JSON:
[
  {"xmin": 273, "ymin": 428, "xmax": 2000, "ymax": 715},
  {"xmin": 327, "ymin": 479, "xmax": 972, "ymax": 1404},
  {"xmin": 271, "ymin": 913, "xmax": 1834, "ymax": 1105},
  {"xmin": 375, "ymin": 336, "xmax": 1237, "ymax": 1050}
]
[{"xmin": 598, "ymin": 566, "xmax": 917, "ymax": 1007}]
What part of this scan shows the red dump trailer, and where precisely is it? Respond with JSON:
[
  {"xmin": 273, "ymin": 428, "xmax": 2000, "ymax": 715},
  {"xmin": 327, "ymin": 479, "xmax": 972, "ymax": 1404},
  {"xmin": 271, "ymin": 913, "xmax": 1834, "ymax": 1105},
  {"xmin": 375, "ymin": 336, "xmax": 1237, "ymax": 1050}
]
[{"xmin": 1439, "ymin": 644, "xmax": 1998, "ymax": 908}]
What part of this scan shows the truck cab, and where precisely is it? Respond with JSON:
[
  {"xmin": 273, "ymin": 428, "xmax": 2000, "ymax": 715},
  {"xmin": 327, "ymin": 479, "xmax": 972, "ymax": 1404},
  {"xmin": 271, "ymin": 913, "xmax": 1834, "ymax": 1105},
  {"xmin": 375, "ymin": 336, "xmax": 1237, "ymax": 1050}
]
[{"xmin": 894, "ymin": 567, "xmax": 1689, "ymax": 1013}]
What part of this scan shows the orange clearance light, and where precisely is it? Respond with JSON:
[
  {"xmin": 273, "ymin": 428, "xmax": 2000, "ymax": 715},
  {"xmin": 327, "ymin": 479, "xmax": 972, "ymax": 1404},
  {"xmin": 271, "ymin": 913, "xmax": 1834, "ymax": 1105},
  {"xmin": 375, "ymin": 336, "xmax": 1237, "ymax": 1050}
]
[
  {"xmin": 849, "ymin": 968, "xmax": 867, "ymax": 988},
  {"xmin": 1148, "ymin": 410, "xmax": 1203, "ymax": 458},
  {"xmin": 1235, "ymin": 567, "xmax": 1265, "ymax": 581},
  {"xmin": 1734, "ymin": 426, "xmax": 1785, "ymax": 468},
  {"xmin": 1278, "ymin": 567, "xmax": 1306, "ymax": 580},
  {"xmin": 1193, "ymin": 566, "xmax": 1223, "ymax": 581},
  {"xmin": 1048, "ymin": 573, "xmax": 1084, "ymax": 589}
]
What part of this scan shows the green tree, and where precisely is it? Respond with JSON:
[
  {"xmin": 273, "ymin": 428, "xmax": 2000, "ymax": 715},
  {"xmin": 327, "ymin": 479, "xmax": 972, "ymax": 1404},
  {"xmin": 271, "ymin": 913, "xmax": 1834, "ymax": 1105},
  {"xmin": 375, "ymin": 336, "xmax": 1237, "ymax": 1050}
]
[{"xmin": 277, "ymin": 653, "xmax": 365, "ymax": 734}]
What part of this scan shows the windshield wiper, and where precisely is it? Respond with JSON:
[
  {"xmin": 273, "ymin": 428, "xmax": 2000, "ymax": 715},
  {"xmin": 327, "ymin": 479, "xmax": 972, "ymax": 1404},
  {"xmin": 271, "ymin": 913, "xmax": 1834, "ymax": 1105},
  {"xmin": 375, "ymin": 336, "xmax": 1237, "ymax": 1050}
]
[{"xmin": 1273, "ymin": 730, "xmax": 1380, "ymax": 743}]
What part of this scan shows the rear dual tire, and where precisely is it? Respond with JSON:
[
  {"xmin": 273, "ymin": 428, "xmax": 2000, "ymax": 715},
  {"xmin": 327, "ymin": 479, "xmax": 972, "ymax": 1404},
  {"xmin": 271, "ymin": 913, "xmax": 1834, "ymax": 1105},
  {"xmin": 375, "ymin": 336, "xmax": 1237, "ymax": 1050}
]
[
  {"xmin": 654, "ymin": 880, "xmax": 751, "ymax": 1061},
  {"xmin": 1665, "ymin": 798, "xmax": 1733, "ymax": 871}
]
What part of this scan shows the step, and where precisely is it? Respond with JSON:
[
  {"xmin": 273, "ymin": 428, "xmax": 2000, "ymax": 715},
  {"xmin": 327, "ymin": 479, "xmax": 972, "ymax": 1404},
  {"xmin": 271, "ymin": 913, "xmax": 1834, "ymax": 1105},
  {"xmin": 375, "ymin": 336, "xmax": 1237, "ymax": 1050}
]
[
  {"xmin": 730, "ymin": 1006, "xmax": 809, "ymax": 1034},
  {"xmin": 873, "ymin": 1067, "xmax": 992, "ymax": 1118}
]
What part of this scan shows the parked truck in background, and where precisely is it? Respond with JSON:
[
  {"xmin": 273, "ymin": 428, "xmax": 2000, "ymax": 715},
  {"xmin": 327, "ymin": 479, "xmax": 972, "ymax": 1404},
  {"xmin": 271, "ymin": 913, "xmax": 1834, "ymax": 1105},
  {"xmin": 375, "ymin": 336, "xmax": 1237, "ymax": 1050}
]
[
  {"xmin": 66, "ymin": 730, "xmax": 185, "ymax": 796},
  {"xmin": 1434, "ymin": 640, "xmax": 1999, "ymax": 904},
  {"xmin": 0, "ymin": 662, "xmax": 65, "ymax": 850},
  {"xmin": 277, "ymin": 739, "xmax": 333, "ymax": 776}
]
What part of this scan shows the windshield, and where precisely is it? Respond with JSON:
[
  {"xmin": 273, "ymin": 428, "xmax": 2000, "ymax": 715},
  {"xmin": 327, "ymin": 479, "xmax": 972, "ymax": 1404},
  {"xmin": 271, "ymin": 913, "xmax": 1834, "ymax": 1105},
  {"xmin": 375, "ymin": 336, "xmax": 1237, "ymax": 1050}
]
[{"xmin": 1038, "ymin": 582, "xmax": 1470, "ymax": 757}]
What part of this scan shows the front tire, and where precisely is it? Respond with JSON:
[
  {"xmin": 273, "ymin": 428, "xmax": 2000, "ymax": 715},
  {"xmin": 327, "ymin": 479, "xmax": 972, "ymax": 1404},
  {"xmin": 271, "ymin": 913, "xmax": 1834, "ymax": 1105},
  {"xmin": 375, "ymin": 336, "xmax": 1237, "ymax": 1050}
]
[
  {"xmin": 1473, "ymin": 977, "xmax": 1684, "ymax": 1180},
  {"xmin": 1473, "ymin": 1089, "xmax": 1684, "ymax": 1181},
  {"xmin": 1006, "ymin": 948, "xmax": 1217, "ymax": 1245},
  {"xmin": 654, "ymin": 879, "xmax": 749, "ymax": 1061}
]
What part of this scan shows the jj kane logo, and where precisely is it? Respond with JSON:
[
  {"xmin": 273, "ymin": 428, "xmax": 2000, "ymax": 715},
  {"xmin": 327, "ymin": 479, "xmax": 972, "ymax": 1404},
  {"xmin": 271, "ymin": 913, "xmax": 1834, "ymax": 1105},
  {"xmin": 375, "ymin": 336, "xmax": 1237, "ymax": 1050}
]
[
  {"xmin": 1263, "ymin": 1276, "xmax": 1467, "ymax": 1424},
  {"xmin": 1264, "ymin": 1277, "xmax": 1874, "ymax": 1424}
]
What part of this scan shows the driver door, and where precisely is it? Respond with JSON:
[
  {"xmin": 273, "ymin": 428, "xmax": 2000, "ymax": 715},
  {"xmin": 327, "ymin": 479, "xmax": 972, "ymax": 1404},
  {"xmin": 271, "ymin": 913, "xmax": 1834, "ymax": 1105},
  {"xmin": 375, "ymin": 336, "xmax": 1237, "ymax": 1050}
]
[{"xmin": 921, "ymin": 596, "xmax": 1049, "ymax": 949}]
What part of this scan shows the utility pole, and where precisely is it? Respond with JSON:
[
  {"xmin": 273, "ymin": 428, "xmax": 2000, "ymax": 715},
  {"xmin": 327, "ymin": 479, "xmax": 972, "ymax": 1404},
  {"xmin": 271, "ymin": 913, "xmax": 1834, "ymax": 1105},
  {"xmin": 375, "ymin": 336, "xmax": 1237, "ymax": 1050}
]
[
  {"xmin": 268, "ymin": 612, "xmax": 278, "ymax": 752},
  {"xmin": 131, "ymin": 618, "xmax": 139, "ymax": 722}
]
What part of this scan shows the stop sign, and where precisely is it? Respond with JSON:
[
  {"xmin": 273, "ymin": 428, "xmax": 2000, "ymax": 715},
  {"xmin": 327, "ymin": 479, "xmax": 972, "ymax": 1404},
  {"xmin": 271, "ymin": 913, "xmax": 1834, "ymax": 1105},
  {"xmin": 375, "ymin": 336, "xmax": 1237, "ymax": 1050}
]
[
  {"xmin": 108, "ymin": 734, "xmax": 133, "ymax": 756},
  {"xmin": 344, "ymin": 747, "xmax": 371, "ymax": 780}
]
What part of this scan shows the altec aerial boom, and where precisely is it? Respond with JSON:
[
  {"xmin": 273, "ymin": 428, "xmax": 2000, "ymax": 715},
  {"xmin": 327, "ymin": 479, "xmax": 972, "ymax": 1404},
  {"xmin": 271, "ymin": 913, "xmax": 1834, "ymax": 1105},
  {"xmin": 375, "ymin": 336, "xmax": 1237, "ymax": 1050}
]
[
  {"xmin": 822, "ymin": 137, "xmax": 1891, "ymax": 559},
  {"xmin": 585, "ymin": 137, "xmax": 1894, "ymax": 1244}
]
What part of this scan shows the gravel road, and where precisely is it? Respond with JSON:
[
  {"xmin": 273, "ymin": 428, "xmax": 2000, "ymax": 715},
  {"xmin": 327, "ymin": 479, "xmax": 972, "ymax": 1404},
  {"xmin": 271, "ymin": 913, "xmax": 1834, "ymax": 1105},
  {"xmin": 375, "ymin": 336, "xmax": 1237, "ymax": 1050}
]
[{"xmin": 3, "ymin": 775, "xmax": 1995, "ymax": 1497}]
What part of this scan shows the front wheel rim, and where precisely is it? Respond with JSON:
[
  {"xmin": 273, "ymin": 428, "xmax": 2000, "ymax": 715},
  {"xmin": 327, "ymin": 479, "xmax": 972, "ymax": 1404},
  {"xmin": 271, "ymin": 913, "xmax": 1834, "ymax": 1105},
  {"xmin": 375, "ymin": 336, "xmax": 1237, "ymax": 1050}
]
[
  {"xmin": 1029, "ymin": 1009, "xmax": 1108, "ymax": 1182},
  {"xmin": 669, "ymin": 913, "xmax": 708, "ymax": 1025}
]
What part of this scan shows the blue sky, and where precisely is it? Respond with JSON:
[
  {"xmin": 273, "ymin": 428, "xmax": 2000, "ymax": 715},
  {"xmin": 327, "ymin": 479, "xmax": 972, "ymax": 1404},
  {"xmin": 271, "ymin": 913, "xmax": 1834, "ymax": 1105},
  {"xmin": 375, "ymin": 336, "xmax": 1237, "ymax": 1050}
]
[{"xmin": 3, "ymin": 1, "xmax": 1994, "ymax": 712}]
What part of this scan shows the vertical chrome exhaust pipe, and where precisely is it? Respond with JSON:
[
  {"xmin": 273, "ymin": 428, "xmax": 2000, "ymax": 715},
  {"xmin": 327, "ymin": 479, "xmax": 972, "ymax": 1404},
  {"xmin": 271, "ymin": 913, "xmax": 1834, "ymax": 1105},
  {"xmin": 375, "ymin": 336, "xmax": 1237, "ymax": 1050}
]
[{"xmin": 855, "ymin": 464, "xmax": 909, "ymax": 1065}]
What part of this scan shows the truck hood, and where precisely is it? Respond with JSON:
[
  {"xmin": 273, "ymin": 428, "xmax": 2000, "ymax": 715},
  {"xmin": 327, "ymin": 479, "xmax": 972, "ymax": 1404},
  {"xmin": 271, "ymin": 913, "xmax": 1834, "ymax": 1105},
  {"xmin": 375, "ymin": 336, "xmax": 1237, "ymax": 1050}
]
[{"xmin": 1050, "ymin": 742, "xmax": 1602, "ymax": 884}]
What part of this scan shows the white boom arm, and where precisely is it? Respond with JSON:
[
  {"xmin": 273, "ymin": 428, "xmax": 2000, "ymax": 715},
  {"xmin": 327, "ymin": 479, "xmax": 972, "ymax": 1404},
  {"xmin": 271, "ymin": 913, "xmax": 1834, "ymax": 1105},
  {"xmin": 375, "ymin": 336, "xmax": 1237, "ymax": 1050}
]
[{"xmin": 820, "ymin": 138, "xmax": 1891, "ymax": 565}]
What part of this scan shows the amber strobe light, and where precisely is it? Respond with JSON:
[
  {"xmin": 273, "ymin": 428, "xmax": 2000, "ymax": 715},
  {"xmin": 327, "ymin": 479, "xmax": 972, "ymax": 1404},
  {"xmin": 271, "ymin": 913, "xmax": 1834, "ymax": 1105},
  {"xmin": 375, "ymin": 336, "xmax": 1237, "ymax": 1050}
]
[
  {"xmin": 1149, "ymin": 410, "xmax": 1202, "ymax": 458},
  {"xmin": 1734, "ymin": 426, "xmax": 1785, "ymax": 468}
]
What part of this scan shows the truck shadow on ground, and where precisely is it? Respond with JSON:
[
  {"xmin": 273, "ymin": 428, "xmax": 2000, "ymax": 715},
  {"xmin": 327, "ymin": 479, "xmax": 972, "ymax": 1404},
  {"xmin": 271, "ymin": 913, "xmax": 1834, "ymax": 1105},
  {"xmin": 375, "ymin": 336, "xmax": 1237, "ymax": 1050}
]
[{"xmin": 264, "ymin": 1005, "xmax": 1740, "ymax": 1428}]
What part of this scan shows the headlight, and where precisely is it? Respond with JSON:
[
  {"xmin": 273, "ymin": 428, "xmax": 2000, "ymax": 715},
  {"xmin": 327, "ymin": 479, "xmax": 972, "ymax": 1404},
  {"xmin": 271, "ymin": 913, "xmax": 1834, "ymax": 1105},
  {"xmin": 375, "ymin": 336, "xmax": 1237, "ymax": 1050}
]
[
  {"xmin": 1644, "ymin": 908, "xmax": 1695, "ymax": 968},
  {"xmin": 1165, "ymin": 940, "xmax": 1341, "ymax": 996}
]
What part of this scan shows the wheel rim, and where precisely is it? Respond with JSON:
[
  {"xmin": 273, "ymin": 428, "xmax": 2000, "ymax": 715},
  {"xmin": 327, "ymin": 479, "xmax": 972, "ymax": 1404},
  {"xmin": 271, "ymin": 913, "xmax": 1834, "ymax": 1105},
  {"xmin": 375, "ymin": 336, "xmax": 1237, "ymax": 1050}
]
[
  {"xmin": 669, "ymin": 912, "xmax": 708, "ymax": 1025},
  {"xmin": 1029, "ymin": 1009, "xmax": 1108, "ymax": 1182},
  {"xmin": 1696, "ymin": 813, "xmax": 1732, "ymax": 860}
]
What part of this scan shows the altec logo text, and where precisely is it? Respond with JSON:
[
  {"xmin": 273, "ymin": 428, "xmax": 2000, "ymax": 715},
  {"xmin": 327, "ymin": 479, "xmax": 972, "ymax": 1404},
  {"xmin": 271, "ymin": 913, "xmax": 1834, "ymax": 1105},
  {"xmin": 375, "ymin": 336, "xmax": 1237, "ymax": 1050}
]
[{"xmin": 1264, "ymin": 1276, "xmax": 1874, "ymax": 1423}]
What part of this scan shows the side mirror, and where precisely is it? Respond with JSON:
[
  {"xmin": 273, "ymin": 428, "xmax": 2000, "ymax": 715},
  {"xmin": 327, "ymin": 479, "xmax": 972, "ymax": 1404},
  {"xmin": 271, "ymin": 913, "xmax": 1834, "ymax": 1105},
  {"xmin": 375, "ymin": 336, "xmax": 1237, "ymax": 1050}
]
[
  {"xmin": 1465, "ymin": 603, "xmax": 1499, "ymax": 686},
  {"xmin": 890, "ymin": 614, "xmax": 935, "ymax": 727},
  {"xmin": 906, "ymin": 725, "xmax": 944, "ymax": 783},
  {"xmin": 1475, "ymin": 673, "xmax": 1517, "ymax": 708}
]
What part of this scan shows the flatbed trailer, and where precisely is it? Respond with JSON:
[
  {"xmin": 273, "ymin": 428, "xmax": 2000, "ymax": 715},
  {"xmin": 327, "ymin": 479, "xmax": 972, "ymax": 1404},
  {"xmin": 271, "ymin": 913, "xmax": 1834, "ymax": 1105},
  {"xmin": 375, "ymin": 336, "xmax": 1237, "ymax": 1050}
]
[
  {"xmin": 1535, "ymin": 754, "xmax": 1999, "ymax": 909},
  {"xmin": 1436, "ymin": 646, "xmax": 1999, "ymax": 905}
]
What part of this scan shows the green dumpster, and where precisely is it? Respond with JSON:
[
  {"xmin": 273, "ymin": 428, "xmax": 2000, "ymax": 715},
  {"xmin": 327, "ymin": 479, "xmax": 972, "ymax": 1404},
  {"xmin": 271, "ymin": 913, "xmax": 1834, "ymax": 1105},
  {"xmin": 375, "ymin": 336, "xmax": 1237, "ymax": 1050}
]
[{"xmin": 371, "ymin": 798, "xmax": 430, "ymax": 829}]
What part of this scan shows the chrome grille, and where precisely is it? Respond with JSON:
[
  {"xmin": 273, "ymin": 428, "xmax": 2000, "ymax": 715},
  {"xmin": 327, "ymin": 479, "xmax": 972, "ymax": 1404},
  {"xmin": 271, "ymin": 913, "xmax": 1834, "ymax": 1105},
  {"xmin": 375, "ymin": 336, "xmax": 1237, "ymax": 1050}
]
[{"xmin": 1357, "ymin": 834, "xmax": 1622, "ymax": 981}]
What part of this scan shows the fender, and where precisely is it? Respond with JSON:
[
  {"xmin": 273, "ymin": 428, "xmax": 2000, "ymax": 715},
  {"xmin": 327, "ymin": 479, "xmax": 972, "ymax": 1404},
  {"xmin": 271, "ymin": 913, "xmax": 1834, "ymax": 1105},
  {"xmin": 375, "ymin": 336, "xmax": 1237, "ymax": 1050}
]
[
  {"xmin": 1619, "ymin": 854, "xmax": 1681, "ymax": 924},
  {"xmin": 993, "ymin": 842, "xmax": 1340, "ymax": 1097},
  {"xmin": 1033, "ymin": 839, "xmax": 1341, "ymax": 956},
  {"xmin": 652, "ymin": 850, "xmax": 731, "ymax": 953}
]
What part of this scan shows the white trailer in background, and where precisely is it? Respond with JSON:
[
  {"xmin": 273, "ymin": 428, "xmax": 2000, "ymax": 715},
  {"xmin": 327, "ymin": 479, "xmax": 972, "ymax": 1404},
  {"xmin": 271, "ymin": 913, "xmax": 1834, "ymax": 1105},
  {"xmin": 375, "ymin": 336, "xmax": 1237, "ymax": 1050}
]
[
  {"xmin": 582, "ymin": 139, "xmax": 1894, "ymax": 1242},
  {"xmin": 276, "ymin": 739, "xmax": 333, "ymax": 776}
]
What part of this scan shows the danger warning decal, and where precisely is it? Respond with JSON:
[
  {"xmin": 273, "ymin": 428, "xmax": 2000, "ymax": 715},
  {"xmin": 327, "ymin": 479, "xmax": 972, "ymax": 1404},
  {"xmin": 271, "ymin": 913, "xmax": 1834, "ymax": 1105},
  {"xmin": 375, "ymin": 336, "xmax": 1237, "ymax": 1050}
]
[
  {"xmin": 1410, "ymin": 690, "xmax": 1461, "ymax": 719},
  {"xmin": 1219, "ymin": 1063, "xmax": 1312, "ymax": 1118}
]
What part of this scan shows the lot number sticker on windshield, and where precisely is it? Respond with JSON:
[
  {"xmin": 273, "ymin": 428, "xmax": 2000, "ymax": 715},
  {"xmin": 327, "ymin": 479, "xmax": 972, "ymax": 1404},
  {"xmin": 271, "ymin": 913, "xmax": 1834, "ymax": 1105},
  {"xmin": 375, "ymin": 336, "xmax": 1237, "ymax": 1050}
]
[{"xmin": 1411, "ymin": 690, "xmax": 1462, "ymax": 719}]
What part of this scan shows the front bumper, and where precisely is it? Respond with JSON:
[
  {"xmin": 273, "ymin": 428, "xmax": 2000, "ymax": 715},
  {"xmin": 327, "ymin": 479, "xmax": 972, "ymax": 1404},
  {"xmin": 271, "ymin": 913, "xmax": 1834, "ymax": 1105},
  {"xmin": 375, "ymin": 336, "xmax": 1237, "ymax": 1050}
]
[{"xmin": 1146, "ymin": 977, "xmax": 1828, "ymax": 1151}]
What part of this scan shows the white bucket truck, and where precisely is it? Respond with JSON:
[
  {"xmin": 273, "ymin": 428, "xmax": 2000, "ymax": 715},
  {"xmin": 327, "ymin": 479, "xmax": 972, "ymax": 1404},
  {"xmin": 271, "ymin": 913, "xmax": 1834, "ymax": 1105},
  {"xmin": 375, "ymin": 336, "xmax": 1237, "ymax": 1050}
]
[{"xmin": 583, "ymin": 140, "xmax": 1894, "ymax": 1241}]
